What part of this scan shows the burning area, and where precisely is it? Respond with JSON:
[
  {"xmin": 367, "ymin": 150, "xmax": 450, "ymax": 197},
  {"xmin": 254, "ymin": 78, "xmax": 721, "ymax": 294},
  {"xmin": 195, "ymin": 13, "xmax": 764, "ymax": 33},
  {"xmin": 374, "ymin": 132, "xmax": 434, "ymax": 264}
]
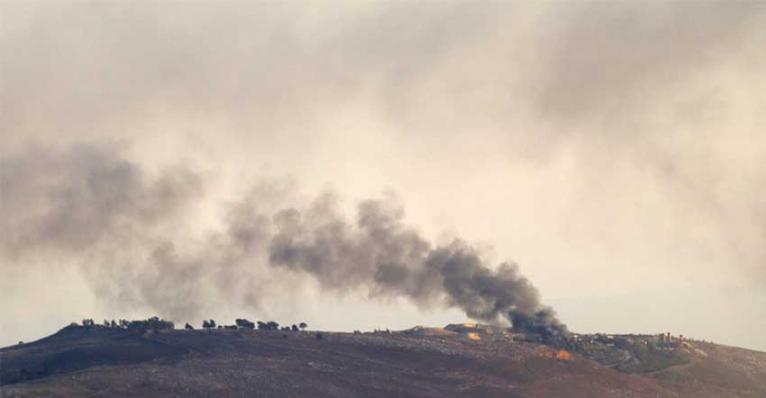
[
  {"xmin": 1, "ymin": 145, "xmax": 569, "ymax": 342},
  {"xmin": 466, "ymin": 332, "xmax": 481, "ymax": 341},
  {"xmin": 543, "ymin": 349, "xmax": 574, "ymax": 361}
]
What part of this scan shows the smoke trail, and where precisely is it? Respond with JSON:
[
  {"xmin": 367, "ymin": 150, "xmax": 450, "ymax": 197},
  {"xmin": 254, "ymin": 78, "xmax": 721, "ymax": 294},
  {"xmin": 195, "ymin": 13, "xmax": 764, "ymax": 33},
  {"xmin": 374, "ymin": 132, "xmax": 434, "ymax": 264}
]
[
  {"xmin": 1, "ymin": 144, "xmax": 566, "ymax": 337},
  {"xmin": 269, "ymin": 195, "xmax": 568, "ymax": 339},
  {"xmin": 0, "ymin": 144, "xmax": 201, "ymax": 258}
]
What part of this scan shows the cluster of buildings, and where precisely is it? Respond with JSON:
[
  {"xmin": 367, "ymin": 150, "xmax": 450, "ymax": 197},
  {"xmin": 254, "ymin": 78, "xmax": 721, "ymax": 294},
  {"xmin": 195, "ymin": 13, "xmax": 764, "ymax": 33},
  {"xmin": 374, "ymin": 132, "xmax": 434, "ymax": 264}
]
[{"xmin": 570, "ymin": 332, "xmax": 691, "ymax": 350}]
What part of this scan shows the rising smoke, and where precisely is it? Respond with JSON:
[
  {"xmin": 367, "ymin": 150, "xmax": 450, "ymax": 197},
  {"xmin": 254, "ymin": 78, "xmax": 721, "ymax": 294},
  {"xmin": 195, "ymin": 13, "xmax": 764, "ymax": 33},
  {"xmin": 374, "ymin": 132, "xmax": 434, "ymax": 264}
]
[
  {"xmin": 0, "ymin": 144, "xmax": 566, "ymax": 338},
  {"xmin": 270, "ymin": 195, "xmax": 568, "ymax": 338},
  {"xmin": 2, "ymin": 0, "xmax": 765, "ymax": 350}
]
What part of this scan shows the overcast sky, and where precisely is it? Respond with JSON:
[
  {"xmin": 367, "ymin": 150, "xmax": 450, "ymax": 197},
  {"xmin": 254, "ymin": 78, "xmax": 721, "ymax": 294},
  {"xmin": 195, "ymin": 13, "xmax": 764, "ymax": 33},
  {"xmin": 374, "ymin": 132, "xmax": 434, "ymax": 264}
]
[{"xmin": 2, "ymin": 1, "xmax": 765, "ymax": 351}]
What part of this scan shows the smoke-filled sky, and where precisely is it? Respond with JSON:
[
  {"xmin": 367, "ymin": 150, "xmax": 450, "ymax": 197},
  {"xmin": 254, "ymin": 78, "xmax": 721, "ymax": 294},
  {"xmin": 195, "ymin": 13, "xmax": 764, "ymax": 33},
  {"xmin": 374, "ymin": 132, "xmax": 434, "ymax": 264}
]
[{"xmin": 1, "ymin": 1, "xmax": 765, "ymax": 350}]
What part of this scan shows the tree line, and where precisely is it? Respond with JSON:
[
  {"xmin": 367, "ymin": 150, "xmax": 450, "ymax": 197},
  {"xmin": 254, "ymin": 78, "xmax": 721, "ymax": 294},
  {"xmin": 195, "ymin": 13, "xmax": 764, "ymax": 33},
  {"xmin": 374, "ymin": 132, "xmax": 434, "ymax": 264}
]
[
  {"xmin": 79, "ymin": 316, "xmax": 174, "ymax": 331},
  {"xmin": 77, "ymin": 317, "xmax": 308, "ymax": 332},
  {"xmin": 197, "ymin": 319, "xmax": 307, "ymax": 332}
]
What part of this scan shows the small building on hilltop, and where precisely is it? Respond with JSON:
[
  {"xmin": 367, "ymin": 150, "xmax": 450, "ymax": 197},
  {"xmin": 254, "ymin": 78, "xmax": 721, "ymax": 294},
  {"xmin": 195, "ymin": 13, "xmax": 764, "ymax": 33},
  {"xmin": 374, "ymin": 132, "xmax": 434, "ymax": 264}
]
[{"xmin": 444, "ymin": 323, "xmax": 512, "ymax": 341}]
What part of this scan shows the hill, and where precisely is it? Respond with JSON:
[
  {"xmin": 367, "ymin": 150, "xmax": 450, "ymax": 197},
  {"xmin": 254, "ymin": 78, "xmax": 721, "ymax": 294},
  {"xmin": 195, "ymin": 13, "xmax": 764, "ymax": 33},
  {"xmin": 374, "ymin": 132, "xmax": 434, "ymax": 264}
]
[{"xmin": 1, "ymin": 324, "xmax": 765, "ymax": 397}]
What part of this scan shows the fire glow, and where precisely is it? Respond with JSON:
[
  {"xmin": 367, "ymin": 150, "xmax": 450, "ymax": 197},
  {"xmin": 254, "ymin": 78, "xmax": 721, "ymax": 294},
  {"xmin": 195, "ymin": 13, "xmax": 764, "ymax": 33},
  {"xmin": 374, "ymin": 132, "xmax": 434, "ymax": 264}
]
[
  {"xmin": 466, "ymin": 332, "xmax": 481, "ymax": 341},
  {"xmin": 543, "ymin": 349, "xmax": 573, "ymax": 361}
]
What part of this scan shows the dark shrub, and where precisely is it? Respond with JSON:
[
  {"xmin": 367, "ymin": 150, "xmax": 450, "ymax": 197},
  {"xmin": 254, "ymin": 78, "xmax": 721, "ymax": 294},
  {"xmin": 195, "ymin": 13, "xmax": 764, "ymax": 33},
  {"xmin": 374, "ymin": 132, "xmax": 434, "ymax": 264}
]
[{"xmin": 235, "ymin": 318, "xmax": 255, "ymax": 329}]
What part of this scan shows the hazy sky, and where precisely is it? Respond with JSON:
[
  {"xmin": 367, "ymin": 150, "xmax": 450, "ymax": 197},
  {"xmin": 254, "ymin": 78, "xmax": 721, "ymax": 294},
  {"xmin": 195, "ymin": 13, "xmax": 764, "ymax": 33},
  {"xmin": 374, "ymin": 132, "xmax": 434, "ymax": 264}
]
[{"xmin": 2, "ymin": 1, "xmax": 765, "ymax": 351}]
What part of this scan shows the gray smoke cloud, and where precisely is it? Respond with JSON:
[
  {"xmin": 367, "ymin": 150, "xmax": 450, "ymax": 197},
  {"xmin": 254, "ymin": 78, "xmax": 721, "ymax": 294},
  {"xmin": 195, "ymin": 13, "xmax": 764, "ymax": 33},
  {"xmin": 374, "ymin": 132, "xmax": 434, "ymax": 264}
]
[
  {"xmin": 0, "ymin": 144, "xmax": 209, "ymax": 318},
  {"xmin": 0, "ymin": 144, "xmax": 565, "ymax": 336},
  {"xmin": 0, "ymin": 144, "xmax": 201, "ymax": 259},
  {"xmin": 3, "ymin": 1, "xmax": 764, "ymax": 349},
  {"xmin": 270, "ymin": 196, "xmax": 566, "ymax": 337}
]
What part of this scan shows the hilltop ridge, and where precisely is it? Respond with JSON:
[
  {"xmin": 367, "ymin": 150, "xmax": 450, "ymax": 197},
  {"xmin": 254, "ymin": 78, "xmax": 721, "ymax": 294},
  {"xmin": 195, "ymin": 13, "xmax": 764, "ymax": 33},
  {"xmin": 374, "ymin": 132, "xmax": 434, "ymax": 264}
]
[{"xmin": 1, "ymin": 322, "xmax": 765, "ymax": 397}]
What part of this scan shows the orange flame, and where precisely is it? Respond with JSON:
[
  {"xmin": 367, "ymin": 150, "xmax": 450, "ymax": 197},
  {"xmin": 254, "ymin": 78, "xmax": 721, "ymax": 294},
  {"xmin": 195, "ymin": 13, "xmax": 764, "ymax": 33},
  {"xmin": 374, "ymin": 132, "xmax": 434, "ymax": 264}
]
[
  {"xmin": 466, "ymin": 332, "xmax": 481, "ymax": 341},
  {"xmin": 543, "ymin": 349, "xmax": 572, "ymax": 361}
]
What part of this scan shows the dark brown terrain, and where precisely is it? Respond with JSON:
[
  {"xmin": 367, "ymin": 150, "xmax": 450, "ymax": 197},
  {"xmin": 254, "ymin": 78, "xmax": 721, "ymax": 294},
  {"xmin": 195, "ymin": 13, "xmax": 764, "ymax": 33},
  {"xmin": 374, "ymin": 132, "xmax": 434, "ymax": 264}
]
[{"xmin": 1, "ymin": 323, "xmax": 765, "ymax": 398}]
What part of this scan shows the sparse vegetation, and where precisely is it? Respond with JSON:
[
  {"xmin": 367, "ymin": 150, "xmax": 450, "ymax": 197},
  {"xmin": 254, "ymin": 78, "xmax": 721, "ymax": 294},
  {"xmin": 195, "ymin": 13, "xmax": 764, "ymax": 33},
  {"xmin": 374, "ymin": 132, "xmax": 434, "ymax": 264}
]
[
  {"xmin": 67, "ymin": 317, "xmax": 693, "ymax": 375},
  {"xmin": 569, "ymin": 333, "xmax": 691, "ymax": 373},
  {"xmin": 2, "ymin": 322, "xmax": 764, "ymax": 397},
  {"xmin": 257, "ymin": 321, "xmax": 280, "ymax": 330},
  {"xmin": 202, "ymin": 320, "xmax": 216, "ymax": 329},
  {"xmin": 126, "ymin": 317, "xmax": 174, "ymax": 331},
  {"xmin": 77, "ymin": 317, "xmax": 173, "ymax": 331},
  {"xmin": 235, "ymin": 319, "xmax": 255, "ymax": 329}
]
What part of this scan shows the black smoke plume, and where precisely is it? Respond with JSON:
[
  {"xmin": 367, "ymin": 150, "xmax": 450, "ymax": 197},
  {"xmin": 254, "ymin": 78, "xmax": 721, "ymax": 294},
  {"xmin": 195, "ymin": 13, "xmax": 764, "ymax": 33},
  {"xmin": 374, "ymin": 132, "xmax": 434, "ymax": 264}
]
[
  {"xmin": 1, "ymin": 144, "xmax": 567, "ymax": 338},
  {"xmin": 269, "ymin": 196, "xmax": 568, "ymax": 340}
]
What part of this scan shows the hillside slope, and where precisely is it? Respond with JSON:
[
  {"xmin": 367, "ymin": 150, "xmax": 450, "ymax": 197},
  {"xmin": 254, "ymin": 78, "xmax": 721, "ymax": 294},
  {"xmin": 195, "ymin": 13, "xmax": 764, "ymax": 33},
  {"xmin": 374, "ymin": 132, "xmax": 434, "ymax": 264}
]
[{"xmin": 1, "ymin": 325, "xmax": 765, "ymax": 398}]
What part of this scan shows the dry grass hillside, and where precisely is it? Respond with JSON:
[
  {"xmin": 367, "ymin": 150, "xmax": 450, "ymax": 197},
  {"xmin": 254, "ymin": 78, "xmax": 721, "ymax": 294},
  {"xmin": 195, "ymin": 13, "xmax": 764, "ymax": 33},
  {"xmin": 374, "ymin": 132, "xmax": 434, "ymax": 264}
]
[{"xmin": 1, "ymin": 324, "xmax": 765, "ymax": 398}]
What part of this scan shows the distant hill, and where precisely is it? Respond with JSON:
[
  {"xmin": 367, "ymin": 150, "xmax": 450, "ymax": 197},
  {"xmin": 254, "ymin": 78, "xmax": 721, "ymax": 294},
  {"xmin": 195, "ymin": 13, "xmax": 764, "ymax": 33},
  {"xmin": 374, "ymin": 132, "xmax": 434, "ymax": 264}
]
[{"xmin": 1, "ymin": 324, "xmax": 765, "ymax": 397}]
